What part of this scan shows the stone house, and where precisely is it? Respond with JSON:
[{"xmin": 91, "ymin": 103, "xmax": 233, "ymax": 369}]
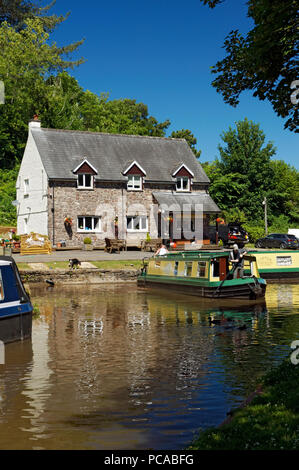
[{"xmin": 16, "ymin": 119, "xmax": 220, "ymax": 247}]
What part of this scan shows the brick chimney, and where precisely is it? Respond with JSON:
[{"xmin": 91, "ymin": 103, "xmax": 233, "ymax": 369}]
[{"xmin": 29, "ymin": 114, "xmax": 41, "ymax": 129}]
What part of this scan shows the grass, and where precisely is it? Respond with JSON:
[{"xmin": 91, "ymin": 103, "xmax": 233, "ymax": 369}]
[
  {"xmin": 17, "ymin": 260, "xmax": 142, "ymax": 271},
  {"xmin": 91, "ymin": 260, "xmax": 142, "ymax": 270},
  {"xmin": 188, "ymin": 359, "xmax": 299, "ymax": 450},
  {"xmin": 46, "ymin": 261, "xmax": 70, "ymax": 270},
  {"xmin": 16, "ymin": 263, "xmax": 31, "ymax": 270}
]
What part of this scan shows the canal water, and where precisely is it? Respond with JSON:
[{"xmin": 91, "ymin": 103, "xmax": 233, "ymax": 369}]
[{"xmin": 0, "ymin": 283, "xmax": 299, "ymax": 450}]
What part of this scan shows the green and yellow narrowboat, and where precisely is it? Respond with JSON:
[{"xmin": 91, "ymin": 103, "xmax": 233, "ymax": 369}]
[
  {"xmin": 247, "ymin": 249, "xmax": 299, "ymax": 282},
  {"xmin": 138, "ymin": 251, "xmax": 266, "ymax": 300}
]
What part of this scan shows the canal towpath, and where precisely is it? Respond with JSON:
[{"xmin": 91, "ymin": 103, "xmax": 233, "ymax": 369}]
[{"xmin": 12, "ymin": 249, "xmax": 148, "ymax": 264}]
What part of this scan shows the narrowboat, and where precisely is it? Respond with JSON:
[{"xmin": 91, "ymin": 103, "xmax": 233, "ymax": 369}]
[
  {"xmin": 138, "ymin": 251, "xmax": 266, "ymax": 300},
  {"xmin": 247, "ymin": 249, "xmax": 299, "ymax": 282},
  {"xmin": 0, "ymin": 256, "xmax": 33, "ymax": 344}
]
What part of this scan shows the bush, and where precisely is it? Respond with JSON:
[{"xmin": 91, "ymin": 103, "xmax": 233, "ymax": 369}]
[
  {"xmin": 243, "ymin": 224, "xmax": 265, "ymax": 243},
  {"xmin": 83, "ymin": 237, "xmax": 92, "ymax": 245},
  {"xmin": 268, "ymin": 214, "xmax": 290, "ymax": 234}
]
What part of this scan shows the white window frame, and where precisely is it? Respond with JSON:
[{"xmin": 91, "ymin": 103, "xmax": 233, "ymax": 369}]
[
  {"xmin": 127, "ymin": 175, "xmax": 142, "ymax": 191},
  {"xmin": 24, "ymin": 178, "xmax": 29, "ymax": 196},
  {"xmin": 77, "ymin": 216, "xmax": 101, "ymax": 233},
  {"xmin": 77, "ymin": 174, "xmax": 94, "ymax": 189},
  {"xmin": 176, "ymin": 176, "xmax": 191, "ymax": 192},
  {"xmin": 127, "ymin": 215, "xmax": 148, "ymax": 232}
]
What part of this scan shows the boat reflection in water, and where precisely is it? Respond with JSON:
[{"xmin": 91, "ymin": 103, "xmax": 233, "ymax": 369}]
[
  {"xmin": 145, "ymin": 287, "xmax": 267, "ymax": 330},
  {"xmin": 0, "ymin": 283, "xmax": 297, "ymax": 450}
]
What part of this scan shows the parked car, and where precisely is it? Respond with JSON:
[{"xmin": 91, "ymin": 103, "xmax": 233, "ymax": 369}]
[
  {"xmin": 255, "ymin": 233, "xmax": 299, "ymax": 249},
  {"xmin": 225, "ymin": 222, "xmax": 249, "ymax": 247},
  {"xmin": 209, "ymin": 222, "xmax": 249, "ymax": 247}
]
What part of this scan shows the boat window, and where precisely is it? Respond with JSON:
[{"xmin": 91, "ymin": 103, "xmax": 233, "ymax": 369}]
[
  {"xmin": 185, "ymin": 262, "xmax": 193, "ymax": 277},
  {"xmin": 212, "ymin": 259, "xmax": 220, "ymax": 277},
  {"xmin": 276, "ymin": 256, "xmax": 292, "ymax": 266},
  {"xmin": 0, "ymin": 271, "xmax": 4, "ymax": 301},
  {"xmin": 197, "ymin": 261, "xmax": 206, "ymax": 277},
  {"xmin": 174, "ymin": 261, "xmax": 179, "ymax": 276}
]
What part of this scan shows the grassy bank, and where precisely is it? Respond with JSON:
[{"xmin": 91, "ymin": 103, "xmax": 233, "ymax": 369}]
[
  {"xmin": 17, "ymin": 260, "xmax": 142, "ymax": 271},
  {"xmin": 189, "ymin": 359, "xmax": 299, "ymax": 450}
]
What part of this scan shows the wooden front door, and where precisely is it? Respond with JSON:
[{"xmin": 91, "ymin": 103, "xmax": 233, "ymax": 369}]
[{"xmin": 219, "ymin": 257, "xmax": 227, "ymax": 281}]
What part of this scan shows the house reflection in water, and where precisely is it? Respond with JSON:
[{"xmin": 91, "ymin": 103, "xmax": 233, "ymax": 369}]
[{"xmin": 0, "ymin": 283, "xmax": 298, "ymax": 450}]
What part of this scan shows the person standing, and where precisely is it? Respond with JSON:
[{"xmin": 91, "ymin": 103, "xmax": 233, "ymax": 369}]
[{"xmin": 229, "ymin": 244, "xmax": 247, "ymax": 278}]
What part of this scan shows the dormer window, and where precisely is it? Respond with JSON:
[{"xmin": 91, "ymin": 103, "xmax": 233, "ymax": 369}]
[
  {"xmin": 176, "ymin": 176, "xmax": 190, "ymax": 192},
  {"xmin": 73, "ymin": 159, "xmax": 98, "ymax": 190},
  {"xmin": 127, "ymin": 175, "xmax": 142, "ymax": 191},
  {"xmin": 172, "ymin": 163, "xmax": 194, "ymax": 193},
  {"xmin": 77, "ymin": 174, "xmax": 93, "ymax": 189},
  {"xmin": 123, "ymin": 161, "xmax": 146, "ymax": 192}
]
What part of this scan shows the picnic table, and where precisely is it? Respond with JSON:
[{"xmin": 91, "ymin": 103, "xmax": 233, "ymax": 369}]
[
  {"xmin": 140, "ymin": 239, "xmax": 162, "ymax": 252},
  {"xmin": 104, "ymin": 238, "xmax": 126, "ymax": 253}
]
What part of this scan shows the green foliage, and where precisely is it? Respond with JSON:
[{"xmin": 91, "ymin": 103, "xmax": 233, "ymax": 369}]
[
  {"xmin": 32, "ymin": 302, "xmax": 40, "ymax": 318},
  {"xmin": 268, "ymin": 160, "xmax": 299, "ymax": 222},
  {"xmin": 221, "ymin": 208, "xmax": 247, "ymax": 224},
  {"xmin": 83, "ymin": 237, "xmax": 92, "ymax": 245},
  {"xmin": 170, "ymin": 129, "xmax": 202, "ymax": 158},
  {"xmin": 0, "ymin": 18, "xmax": 84, "ymax": 168},
  {"xmin": 0, "ymin": 1, "xmax": 85, "ymax": 62},
  {"xmin": 205, "ymin": 119, "xmax": 299, "ymax": 228},
  {"xmin": 242, "ymin": 223, "xmax": 265, "ymax": 243},
  {"xmin": 0, "ymin": 165, "xmax": 19, "ymax": 225},
  {"xmin": 201, "ymin": 0, "xmax": 298, "ymax": 132},
  {"xmin": 206, "ymin": 119, "xmax": 277, "ymax": 220},
  {"xmin": 189, "ymin": 359, "xmax": 299, "ymax": 450},
  {"xmin": 268, "ymin": 215, "xmax": 291, "ymax": 234}
]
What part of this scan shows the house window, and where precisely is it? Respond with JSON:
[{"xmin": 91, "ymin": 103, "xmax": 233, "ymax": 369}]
[
  {"xmin": 0, "ymin": 271, "xmax": 4, "ymax": 301},
  {"xmin": 24, "ymin": 217, "xmax": 28, "ymax": 234},
  {"xmin": 127, "ymin": 216, "xmax": 148, "ymax": 232},
  {"xmin": 176, "ymin": 177, "xmax": 190, "ymax": 192},
  {"xmin": 127, "ymin": 175, "xmax": 142, "ymax": 191},
  {"xmin": 77, "ymin": 216, "xmax": 101, "ymax": 232},
  {"xmin": 24, "ymin": 179, "xmax": 29, "ymax": 196},
  {"xmin": 77, "ymin": 174, "xmax": 93, "ymax": 189}
]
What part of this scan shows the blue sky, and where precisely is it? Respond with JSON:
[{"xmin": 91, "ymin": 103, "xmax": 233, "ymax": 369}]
[{"xmin": 50, "ymin": 0, "xmax": 298, "ymax": 169}]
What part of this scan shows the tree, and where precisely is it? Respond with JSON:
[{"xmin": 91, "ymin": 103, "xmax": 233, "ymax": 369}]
[
  {"xmin": 201, "ymin": 0, "xmax": 299, "ymax": 132},
  {"xmin": 0, "ymin": 165, "xmax": 20, "ymax": 225},
  {"xmin": 268, "ymin": 160, "xmax": 299, "ymax": 222},
  {"xmin": 0, "ymin": 19, "xmax": 83, "ymax": 168},
  {"xmin": 0, "ymin": 0, "xmax": 84, "ymax": 68},
  {"xmin": 207, "ymin": 118, "xmax": 277, "ymax": 220},
  {"xmin": 79, "ymin": 95, "xmax": 171, "ymax": 136},
  {"xmin": 170, "ymin": 129, "xmax": 202, "ymax": 158}
]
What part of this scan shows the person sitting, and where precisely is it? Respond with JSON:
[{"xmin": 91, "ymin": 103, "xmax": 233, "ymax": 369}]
[
  {"xmin": 155, "ymin": 244, "xmax": 169, "ymax": 256},
  {"xmin": 229, "ymin": 244, "xmax": 247, "ymax": 278}
]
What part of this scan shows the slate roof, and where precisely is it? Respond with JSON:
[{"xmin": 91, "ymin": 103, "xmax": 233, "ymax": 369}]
[
  {"xmin": 152, "ymin": 192, "xmax": 220, "ymax": 213},
  {"xmin": 31, "ymin": 128, "xmax": 210, "ymax": 184}
]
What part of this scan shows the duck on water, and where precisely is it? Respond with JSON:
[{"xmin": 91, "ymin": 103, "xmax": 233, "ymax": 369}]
[
  {"xmin": 0, "ymin": 256, "xmax": 33, "ymax": 344},
  {"xmin": 138, "ymin": 248, "xmax": 267, "ymax": 300}
]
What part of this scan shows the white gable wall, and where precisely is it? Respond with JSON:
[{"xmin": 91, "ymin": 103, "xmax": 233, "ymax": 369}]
[{"xmin": 16, "ymin": 130, "xmax": 49, "ymax": 235}]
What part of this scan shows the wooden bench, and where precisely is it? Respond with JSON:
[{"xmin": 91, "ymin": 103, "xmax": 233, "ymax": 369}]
[
  {"xmin": 104, "ymin": 238, "xmax": 126, "ymax": 253},
  {"xmin": 140, "ymin": 239, "xmax": 162, "ymax": 252}
]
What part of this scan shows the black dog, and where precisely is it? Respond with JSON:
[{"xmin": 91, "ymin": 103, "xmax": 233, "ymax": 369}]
[{"xmin": 69, "ymin": 258, "xmax": 81, "ymax": 270}]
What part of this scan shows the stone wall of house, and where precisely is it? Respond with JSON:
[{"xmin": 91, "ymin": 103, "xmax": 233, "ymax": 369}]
[{"xmin": 47, "ymin": 181, "xmax": 209, "ymax": 248}]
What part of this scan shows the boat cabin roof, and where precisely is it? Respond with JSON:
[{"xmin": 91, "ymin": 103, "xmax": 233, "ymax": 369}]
[
  {"xmin": 0, "ymin": 256, "xmax": 14, "ymax": 267},
  {"xmin": 155, "ymin": 250, "xmax": 256, "ymax": 262}
]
